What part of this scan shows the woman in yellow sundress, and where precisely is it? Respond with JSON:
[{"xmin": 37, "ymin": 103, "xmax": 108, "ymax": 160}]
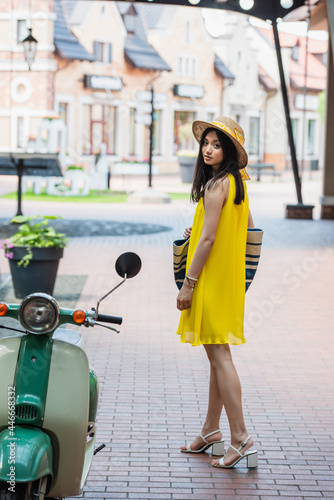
[{"xmin": 176, "ymin": 116, "xmax": 258, "ymax": 469}]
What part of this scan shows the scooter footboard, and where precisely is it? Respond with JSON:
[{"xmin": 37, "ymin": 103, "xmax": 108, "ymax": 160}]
[{"xmin": 0, "ymin": 427, "xmax": 53, "ymax": 486}]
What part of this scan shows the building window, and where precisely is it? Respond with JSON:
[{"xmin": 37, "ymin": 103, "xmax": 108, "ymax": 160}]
[
  {"xmin": 191, "ymin": 58, "xmax": 196, "ymax": 76},
  {"xmin": 248, "ymin": 116, "xmax": 260, "ymax": 156},
  {"xmin": 94, "ymin": 41, "xmax": 112, "ymax": 63},
  {"xmin": 129, "ymin": 108, "xmax": 136, "ymax": 156},
  {"xmin": 17, "ymin": 19, "xmax": 28, "ymax": 43},
  {"xmin": 59, "ymin": 102, "xmax": 68, "ymax": 126},
  {"xmin": 178, "ymin": 56, "xmax": 183, "ymax": 74},
  {"xmin": 185, "ymin": 21, "xmax": 191, "ymax": 44},
  {"xmin": 59, "ymin": 102, "xmax": 69, "ymax": 146},
  {"xmin": 177, "ymin": 55, "xmax": 197, "ymax": 77},
  {"xmin": 152, "ymin": 109, "xmax": 162, "ymax": 156},
  {"xmin": 17, "ymin": 117, "xmax": 25, "ymax": 148},
  {"xmin": 307, "ymin": 119, "xmax": 315, "ymax": 155},
  {"xmin": 83, "ymin": 104, "xmax": 117, "ymax": 155},
  {"xmin": 174, "ymin": 111, "xmax": 197, "ymax": 152},
  {"xmin": 184, "ymin": 57, "xmax": 189, "ymax": 75}
]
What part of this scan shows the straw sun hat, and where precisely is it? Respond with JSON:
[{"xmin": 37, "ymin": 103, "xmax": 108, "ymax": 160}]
[{"xmin": 192, "ymin": 116, "xmax": 249, "ymax": 177}]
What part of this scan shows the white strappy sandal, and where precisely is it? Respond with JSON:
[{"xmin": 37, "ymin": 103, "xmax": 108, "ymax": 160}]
[
  {"xmin": 211, "ymin": 436, "xmax": 258, "ymax": 468},
  {"xmin": 181, "ymin": 430, "xmax": 225, "ymax": 455}
]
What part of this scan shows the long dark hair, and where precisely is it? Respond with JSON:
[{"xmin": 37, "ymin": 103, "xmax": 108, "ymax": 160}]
[{"xmin": 191, "ymin": 127, "xmax": 245, "ymax": 205}]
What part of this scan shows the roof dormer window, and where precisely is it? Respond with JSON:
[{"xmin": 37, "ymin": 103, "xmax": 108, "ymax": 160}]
[
  {"xmin": 124, "ymin": 14, "xmax": 135, "ymax": 35},
  {"xmin": 122, "ymin": 4, "xmax": 137, "ymax": 36},
  {"xmin": 323, "ymin": 52, "xmax": 328, "ymax": 66},
  {"xmin": 292, "ymin": 44, "xmax": 299, "ymax": 62}
]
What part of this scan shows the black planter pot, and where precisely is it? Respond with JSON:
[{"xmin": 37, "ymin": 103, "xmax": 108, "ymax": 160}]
[{"xmin": 8, "ymin": 247, "xmax": 64, "ymax": 299}]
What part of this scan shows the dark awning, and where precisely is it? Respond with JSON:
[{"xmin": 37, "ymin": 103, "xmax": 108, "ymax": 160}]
[
  {"xmin": 54, "ymin": 0, "xmax": 94, "ymax": 62},
  {"xmin": 124, "ymin": 36, "xmax": 171, "ymax": 71},
  {"xmin": 214, "ymin": 55, "xmax": 235, "ymax": 80}
]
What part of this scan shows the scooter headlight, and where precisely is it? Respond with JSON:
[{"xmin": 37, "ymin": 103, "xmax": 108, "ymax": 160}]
[{"xmin": 19, "ymin": 293, "xmax": 59, "ymax": 335}]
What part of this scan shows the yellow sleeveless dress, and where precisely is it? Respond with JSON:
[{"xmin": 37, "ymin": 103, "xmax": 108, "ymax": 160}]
[{"xmin": 176, "ymin": 174, "xmax": 249, "ymax": 346}]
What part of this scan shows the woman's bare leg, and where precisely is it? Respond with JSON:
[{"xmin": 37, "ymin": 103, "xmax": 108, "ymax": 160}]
[
  {"xmin": 202, "ymin": 363, "xmax": 224, "ymax": 433},
  {"xmin": 204, "ymin": 344, "xmax": 253, "ymax": 466},
  {"xmin": 180, "ymin": 351, "xmax": 223, "ymax": 451}
]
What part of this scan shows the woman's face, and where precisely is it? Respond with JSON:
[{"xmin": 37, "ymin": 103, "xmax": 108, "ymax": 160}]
[{"xmin": 202, "ymin": 130, "xmax": 223, "ymax": 173}]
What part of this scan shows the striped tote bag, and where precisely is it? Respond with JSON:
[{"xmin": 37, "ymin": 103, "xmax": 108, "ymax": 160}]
[
  {"xmin": 245, "ymin": 228, "xmax": 263, "ymax": 292},
  {"xmin": 173, "ymin": 229, "xmax": 263, "ymax": 292},
  {"xmin": 173, "ymin": 237, "xmax": 190, "ymax": 290}
]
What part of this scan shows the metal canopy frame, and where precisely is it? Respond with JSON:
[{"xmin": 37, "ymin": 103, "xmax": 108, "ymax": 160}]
[
  {"xmin": 116, "ymin": 0, "xmax": 311, "ymax": 205},
  {"xmin": 0, "ymin": 153, "xmax": 62, "ymax": 216},
  {"xmin": 117, "ymin": 0, "xmax": 308, "ymax": 21}
]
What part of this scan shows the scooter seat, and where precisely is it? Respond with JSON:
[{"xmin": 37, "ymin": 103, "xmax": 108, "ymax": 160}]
[{"xmin": 53, "ymin": 328, "xmax": 82, "ymax": 345}]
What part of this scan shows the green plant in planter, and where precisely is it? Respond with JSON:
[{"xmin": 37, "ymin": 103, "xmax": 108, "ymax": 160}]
[
  {"xmin": 2, "ymin": 215, "xmax": 68, "ymax": 268},
  {"xmin": 66, "ymin": 165, "xmax": 84, "ymax": 172}
]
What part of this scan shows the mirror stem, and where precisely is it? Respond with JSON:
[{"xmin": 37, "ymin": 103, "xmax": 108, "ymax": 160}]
[{"xmin": 95, "ymin": 274, "xmax": 127, "ymax": 317}]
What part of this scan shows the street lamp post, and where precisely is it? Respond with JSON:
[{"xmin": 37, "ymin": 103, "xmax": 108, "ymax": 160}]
[
  {"xmin": 21, "ymin": 28, "xmax": 38, "ymax": 70},
  {"xmin": 148, "ymin": 84, "xmax": 154, "ymax": 188}
]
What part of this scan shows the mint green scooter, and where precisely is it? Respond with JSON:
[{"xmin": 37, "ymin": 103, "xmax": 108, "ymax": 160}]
[{"xmin": 0, "ymin": 252, "xmax": 141, "ymax": 500}]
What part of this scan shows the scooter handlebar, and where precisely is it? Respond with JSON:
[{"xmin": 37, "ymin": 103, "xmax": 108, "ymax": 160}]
[{"xmin": 96, "ymin": 314, "xmax": 123, "ymax": 325}]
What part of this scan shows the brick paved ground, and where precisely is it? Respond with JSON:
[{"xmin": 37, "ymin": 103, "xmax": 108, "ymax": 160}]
[{"xmin": 0, "ymin": 173, "xmax": 333, "ymax": 500}]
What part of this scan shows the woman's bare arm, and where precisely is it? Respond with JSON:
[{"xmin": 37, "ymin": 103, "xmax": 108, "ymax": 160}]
[
  {"xmin": 248, "ymin": 210, "xmax": 254, "ymax": 228},
  {"xmin": 177, "ymin": 177, "xmax": 229, "ymax": 310}
]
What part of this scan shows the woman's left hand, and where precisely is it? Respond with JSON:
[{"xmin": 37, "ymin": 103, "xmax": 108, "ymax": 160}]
[
  {"xmin": 177, "ymin": 282, "xmax": 193, "ymax": 311},
  {"xmin": 184, "ymin": 226, "xmax": 192, "ymax": 239}
]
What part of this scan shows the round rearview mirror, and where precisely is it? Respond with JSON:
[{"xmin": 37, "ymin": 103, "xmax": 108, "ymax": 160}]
[{"xmin": 115, "ymin": 252, "xmax": 141, "ymax": 279}]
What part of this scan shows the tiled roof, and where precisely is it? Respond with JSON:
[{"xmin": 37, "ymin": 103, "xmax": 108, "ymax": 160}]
[
  {"xmin": 255, "ymin": 26, "xmax": 327, "ymax": 92},
  {"xmin": 258, "ymin": 65, "xmax": 278, "ymax": 91},
  {"xmin": 54, "ymin": 0, "xmax": 94, "ymax": 61},
  {"xmin": 257, "ymin": 26, "xmax": 327, "ymax": 53},
  {"xmin": 290, "ymin": 53, "xmax": 327, "ymax": 90},
  {"xmin": 117, "ymin": 3, "xmax": 148, "ymax": 41},
  {"xmin": 64, "ymin": 0, "xmax": 91, "ymax": 25},
  {"xmin": 117, "ymin": 1, "xmax": 131, "ymax": 16},
  {"xmin": 124, "ymin": 36, "xmax": 171, "ymax": 71},
  {"xmin": 214, "ymin": 55, "xmax": 235, "ymax": 80},
  {"xmin": 137, "ymin": 4, "xmax": 166, "ymax": 29},
  {"xmin": 62, "ymin": 0, "xmax": 79, "ymax": 19},
  {"xmin": 307, "ymin": 37, "xmax": 328, "ymax": 54}
]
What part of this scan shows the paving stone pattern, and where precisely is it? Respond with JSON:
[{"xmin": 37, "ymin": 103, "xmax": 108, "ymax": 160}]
[
  {"xmin": 0, "ymin": 273, "xmax": 87, "ymax": 310},
  {"xmin": 0, "ymin": 218, "xmax": 171, "ymax": 239},
  {"xmin": 0, "ymin": 182, "xmax": 333, "ymax": 499}
]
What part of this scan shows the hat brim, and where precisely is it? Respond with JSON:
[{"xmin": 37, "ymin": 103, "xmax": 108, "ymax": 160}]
[{"xmin": 192, "ymin": 120, "xmax": 248, "ymax": 169}]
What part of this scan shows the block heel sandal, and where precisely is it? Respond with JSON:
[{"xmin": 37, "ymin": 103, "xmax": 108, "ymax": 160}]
[
  {"xmin": 181, "ymin": 430, "xmax": 225, "ymax": 455},
  {"xmin": 211, "ymin": 436, "xmax": 258, "ymax": 469}
]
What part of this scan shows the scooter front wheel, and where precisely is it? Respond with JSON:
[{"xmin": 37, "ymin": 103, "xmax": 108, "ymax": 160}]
[{"xmin": 0, "ymin": 478, "xmax": 49, "ymax": 500}]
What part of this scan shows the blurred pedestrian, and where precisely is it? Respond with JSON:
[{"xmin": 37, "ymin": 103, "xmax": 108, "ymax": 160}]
[{"xmin": 176, "ymin": 116, "xmax": 258, "ymax": 469}]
